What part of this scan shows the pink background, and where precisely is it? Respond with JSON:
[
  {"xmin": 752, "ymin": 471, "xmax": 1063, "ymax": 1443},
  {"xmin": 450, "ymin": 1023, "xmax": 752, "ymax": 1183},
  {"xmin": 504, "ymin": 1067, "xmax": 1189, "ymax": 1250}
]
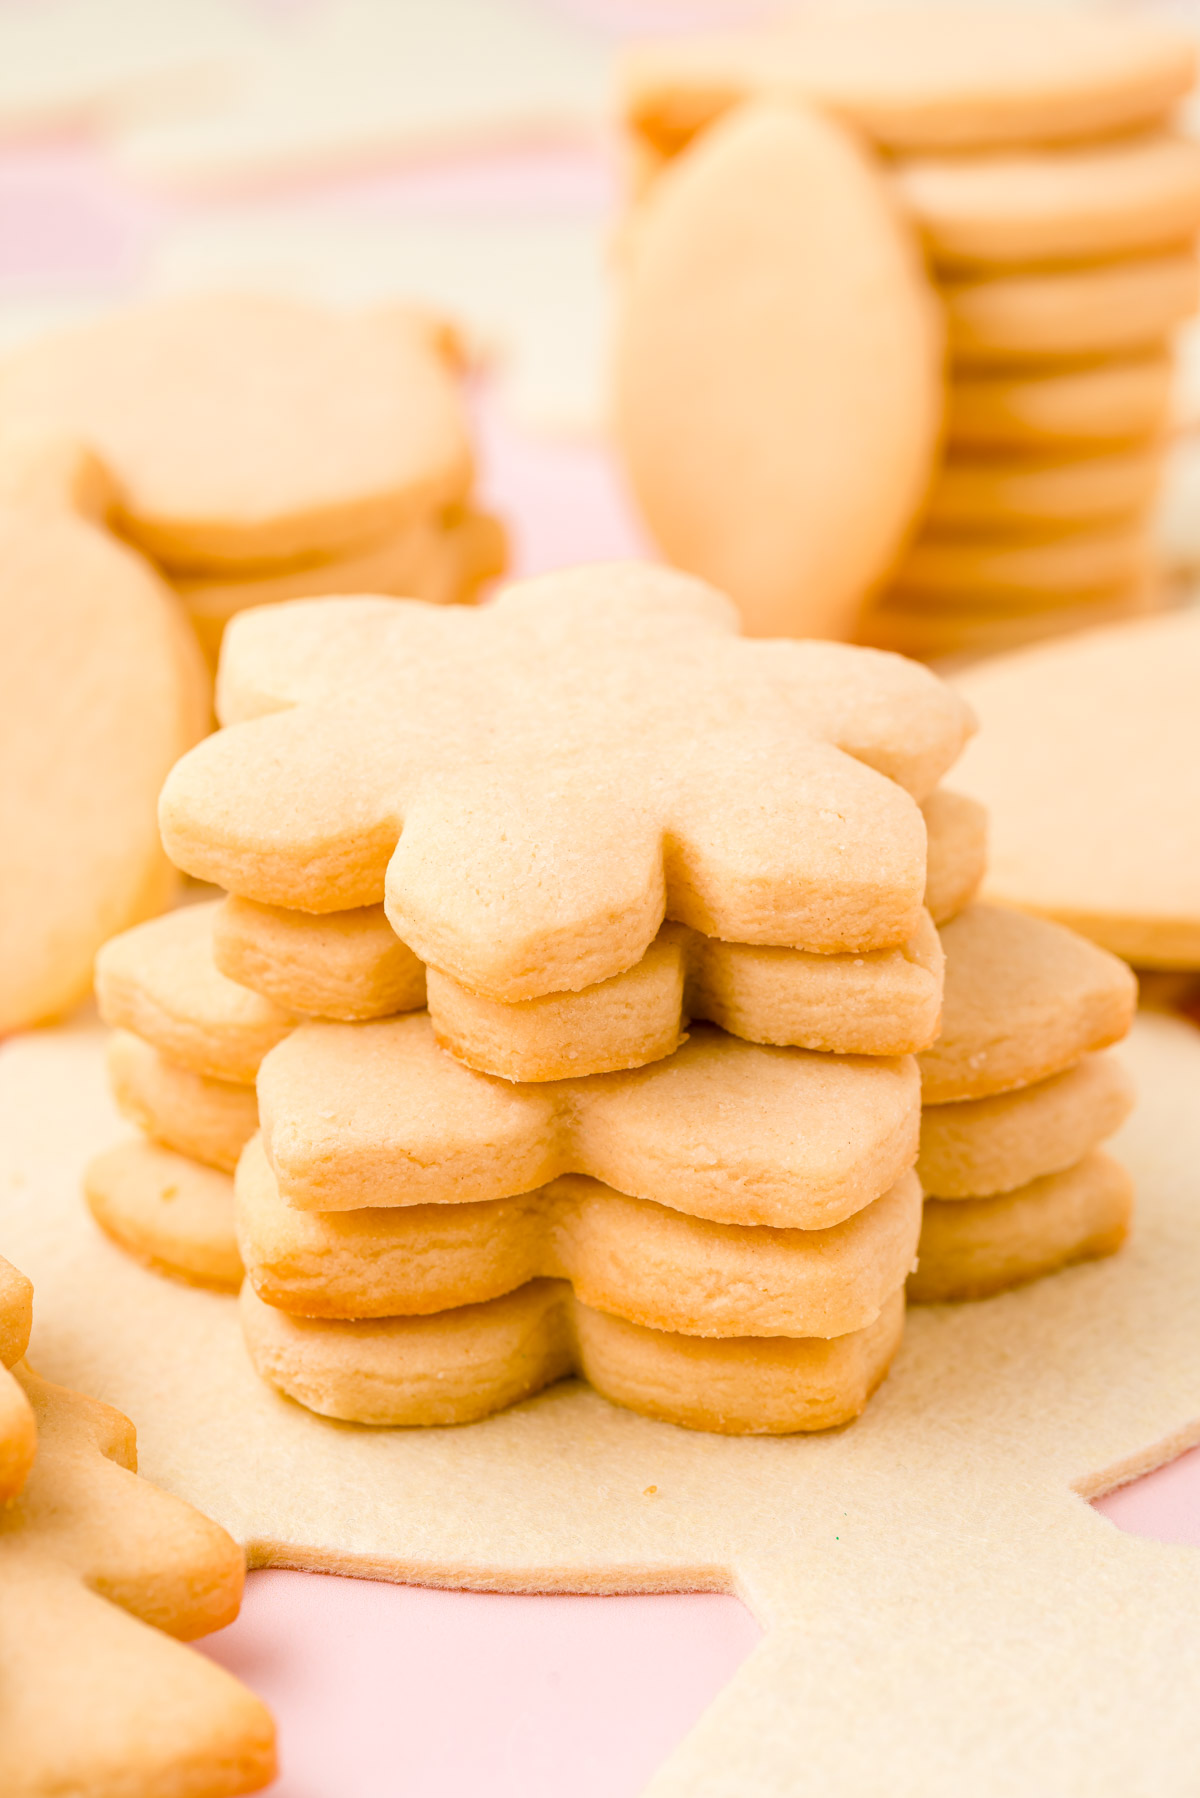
[{"xmin": 1, "ymin": 14, "xmax": 1197, "ymax": 1790}]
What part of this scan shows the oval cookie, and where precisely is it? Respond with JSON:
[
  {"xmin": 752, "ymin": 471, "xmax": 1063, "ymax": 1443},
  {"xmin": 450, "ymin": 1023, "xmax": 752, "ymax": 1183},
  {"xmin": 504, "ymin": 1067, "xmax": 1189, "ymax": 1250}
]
[{"xmin": 614, "ymin": 99, "xmax": 941, "ymax": 637}]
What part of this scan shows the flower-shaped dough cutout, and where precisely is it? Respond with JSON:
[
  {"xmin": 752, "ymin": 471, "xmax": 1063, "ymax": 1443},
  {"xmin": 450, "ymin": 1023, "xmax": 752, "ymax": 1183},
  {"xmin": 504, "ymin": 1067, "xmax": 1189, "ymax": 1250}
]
[{"xmin": 161, "ymin": 565, "xmax": 975, "ymax": 1000}]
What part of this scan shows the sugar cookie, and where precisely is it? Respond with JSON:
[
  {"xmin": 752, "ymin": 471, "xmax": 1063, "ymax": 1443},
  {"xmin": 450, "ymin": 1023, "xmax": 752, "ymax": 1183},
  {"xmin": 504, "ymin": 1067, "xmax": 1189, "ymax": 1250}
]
[
  {"xmin": 894, "ymin": 133, "xmax": 1200, "ymax": 268},
  {"xmin": 918, "ymin": 1051, "xmax": 1134, "ymax": 1199},
  {"xmin": 953, "ymin": 608, "xmax": 1200, "ymax": 966},
  {"xmin": 613, "ymin": 101, "xmax": 940, "ymax": 638},
  {"xmin": 944, "ymin": 250, "xmax": 1199, "ymax": 364},
  {"xmin": 623, "ymin": 9, "xmax": 1196, "ymax": 156},
  {"xmin": 96, "ymin": 902, "xmax": 294, "ymax": 1084},
  {"xmin": 0, "ymin": 1362, "xmax": 275, "ymax": 1793},
  {"xmin": 909, "ymin": 1150, "xmax": 1133, "ymax": 1303},
  {"xmin": 178, "ymin": 505, "xmax": 506, "ymax": 662},
  {"xmin": 0, "ymin": 1256, "xmax": 35, "ymax": 1503},
  {"xmin": 0, "ymin": 294, "xmax": 472, "ymax": 570},
  {"xmin": 83, "ymin": 1138, "xmax": 242, "ymax": 1292},
  {"xmin": 236, "ymin": 1136, "xmax": 920, "ymax": 1341},
  {"xmin": 920, "ymin": 904, "xmax": 1137, "ymax": 1103},
  {"xmin": 0, "ymin": 447, "xmax": 209, "ymax": 1033},
  {"xmin": 946, "ymin": 352, "xmax": 1172, "ymax": 449},
  {"xmin": 257, "ymin": 1015, "xmax": 920, "ymax": 1228},
  {"xmin": 239, "ymin": 1277, "xmax": 906, "ymax": 1435},
  {"xmin": 858, "ymin": 582, "xmax": 1158, "ymax": 663},
  {"xmin": 161, "ymin": 569, "xmax": 974, "ymax": 994},
  {"xmin": 921, "ymin": 789, "xmax": 986, "ymax": 924},
  {"xmin": 214, "ymin": 895, "xmax": 426, "ymax": 1023},
  {"xmin": 892, "ymin": 522, "xmax": 1152, "ymax": 609},
  {"xmin": 107, "ymin": 1030, "xmax": 256, "ymax": 1173},
  {"xmin": 925, "ymin": 444, "xmax": 1163, "ymax": 533}
]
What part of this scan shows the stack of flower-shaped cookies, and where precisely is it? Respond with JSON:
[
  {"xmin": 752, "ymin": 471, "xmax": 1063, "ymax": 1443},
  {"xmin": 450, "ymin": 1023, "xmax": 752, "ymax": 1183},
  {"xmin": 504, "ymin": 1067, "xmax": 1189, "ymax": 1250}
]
[
  {"xmin": 0, "ymin": 292, "xmax": 504, "ymax": 664},
  {"xmin": 86, "ymin": 564, "xmax": 1135, "ymax": 1434},
  {"xmin": 620, "ymin": 5, "xmax": 1200, "ymax": 659}
]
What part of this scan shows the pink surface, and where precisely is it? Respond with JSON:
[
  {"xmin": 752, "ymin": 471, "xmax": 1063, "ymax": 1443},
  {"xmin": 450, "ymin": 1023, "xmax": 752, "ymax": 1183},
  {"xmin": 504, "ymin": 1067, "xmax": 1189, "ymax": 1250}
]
[
  {"xmin": 199, "ymin": 1571, "xmax": 761, "ymax": 1798},
  {"xmin": 1, "ymin": 46, "xmax": 1198, "ymax": 1795}
]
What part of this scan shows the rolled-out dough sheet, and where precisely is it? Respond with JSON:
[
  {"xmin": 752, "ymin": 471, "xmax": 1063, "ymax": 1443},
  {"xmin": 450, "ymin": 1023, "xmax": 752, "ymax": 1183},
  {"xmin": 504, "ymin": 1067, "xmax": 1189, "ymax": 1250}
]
[{"xmin": 2, "ymin": 1010, "xmax": 1199, "ymax": 1797}]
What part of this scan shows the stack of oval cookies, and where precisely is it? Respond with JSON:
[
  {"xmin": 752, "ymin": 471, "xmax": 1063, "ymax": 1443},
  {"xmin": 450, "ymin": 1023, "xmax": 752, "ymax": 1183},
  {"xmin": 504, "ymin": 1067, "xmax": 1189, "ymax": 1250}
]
[
  {"xmin": 86, "ymin": 563, "xmax": 1137, "ymax": 1435},
  {"xmin": 620, "ymin": 5, "xmax": 1200, "ymax": 659},
  {"xmin": 0, "ymin": 292, "xmax": 504, "ymax": 665}
]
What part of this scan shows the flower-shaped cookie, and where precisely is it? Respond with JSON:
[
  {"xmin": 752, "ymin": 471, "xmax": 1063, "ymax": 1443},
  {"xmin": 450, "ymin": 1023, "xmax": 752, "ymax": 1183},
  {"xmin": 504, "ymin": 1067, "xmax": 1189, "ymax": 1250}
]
[{"xmin": 161, "ymin": 565, "xmax": 975, "ymax": 1000}]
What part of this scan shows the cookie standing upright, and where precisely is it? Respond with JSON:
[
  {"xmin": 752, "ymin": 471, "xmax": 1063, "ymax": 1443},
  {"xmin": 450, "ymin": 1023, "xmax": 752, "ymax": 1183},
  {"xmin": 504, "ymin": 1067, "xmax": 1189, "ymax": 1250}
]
[
  {"xmin": 0, "ymin": 445, "xmax": 209, "ymax": 1033},
  {"xmin": 0, "ymin": 293, "xmax": 506, "ymax": 662},
  {"xmin": 619, "ymin": 5, "xmax": 1200, "ymax": 658},
  {"xmin": 614, "ymin": 98, "xmax": 942, "ymax": 638}
]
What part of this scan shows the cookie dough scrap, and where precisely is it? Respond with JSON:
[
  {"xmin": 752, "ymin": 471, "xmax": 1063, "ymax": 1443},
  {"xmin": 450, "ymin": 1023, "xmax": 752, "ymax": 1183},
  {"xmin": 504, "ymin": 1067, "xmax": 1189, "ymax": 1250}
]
[
  {"xmin": 160, "ymin": 566, "xmax": 975, "ymax": 997},
  {"xmin": 952, "ymin": 609, "xmax": 1200, "ymax": 966},
  {"xmin": 0, "ymin": 444, "xmax": 209, "ymax": 1033},
  {"xmin": 613, "ymin": 98, "xmax": 942, "ymax": 638},
  {"xmin": 0, "ymin": 1357, "xmax": 275, "ymax": 1795},
  {"xmin": 84, "ymin": 1139, "xmax": 242, "ymax": 1293}
]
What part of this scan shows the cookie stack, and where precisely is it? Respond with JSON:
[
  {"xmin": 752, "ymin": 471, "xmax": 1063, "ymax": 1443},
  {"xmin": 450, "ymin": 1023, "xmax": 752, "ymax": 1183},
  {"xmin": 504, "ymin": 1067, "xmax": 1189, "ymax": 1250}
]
[
  {"xmin": 90, "ymin": 564, "xmax": 974, "ymax": 1435},
  {"xmin": 0, "ymin": 292, "xmax": 504, "ymax": 665},
  {"xmin": 620, "ymin": 5, "xmax": 1200, "ymax": 658}
]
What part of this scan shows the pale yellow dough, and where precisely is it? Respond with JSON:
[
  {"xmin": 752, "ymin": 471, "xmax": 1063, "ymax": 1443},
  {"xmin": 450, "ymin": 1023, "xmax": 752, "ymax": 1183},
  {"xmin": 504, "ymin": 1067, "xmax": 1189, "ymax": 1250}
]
[
  {"xmin": 910, "ymin": 1150, "xmax": 1133, "ymax": 1303},
  {"xmin": 613, "ymin": 100, "xmax": 941, "ymax": 639},
  {"xmin": 106, "ymin": 1030, "xmax": 256, "ymax": 1173},
  {"xmin": 918, "ymin": 1051, "xmax": 1134, "ymax": 1199},
  {"xmin": 237, "ymin": 1135, "xmax": 921, "ymax": 1341},
  {"xmin": 161, "ymin": 568, "xmax": 974, "ymax": 994},
  {"xmin": 239, "ymin": 1278, "xmax": 907, "ymax": 1436},
  {"xmin": 83, "ymin": 1138, "xmax": 242, "ymax": 1293},
  {"xmin": 953, "ymin": 608, "xmax": 1200, "ymax": 966}
]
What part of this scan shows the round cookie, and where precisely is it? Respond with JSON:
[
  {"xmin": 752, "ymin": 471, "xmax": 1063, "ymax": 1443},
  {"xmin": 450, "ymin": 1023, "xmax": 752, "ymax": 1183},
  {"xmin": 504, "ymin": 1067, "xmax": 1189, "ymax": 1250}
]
[
  {"xmin": 946, "ymin": 352, "xmax": 1173, "ymax": 449},
  {"xmin": 918, "ymin": 903, "xmax": 1137, "ymax": 1104},
  {"xmin": 0, "ymin": 294, "xmax": 473, "ymax": 571},
  {"xmin": 106, "ymin": 1030, "xmax": 257, "ymax": 1174},
  {"xmin": 892, "ymin": 523, "xmax": 1152, "ymax": 610},
  {"xmin": 614, "ymin": 99, "xmax": 941, "ymax": 638},
  {"xmin": 924, "ymin": 444, "xmax": 1163, "ymax": 534},
  {"xmin": 944, "ymin": 250, "xmax": 1199, "ymax": 364},
  {"xmin": 894, "ymin": 133, "xmax": 1200, "ymax": 268},
  {"xmin": 624, "ymin": 8, "xmax": 1197, "ymax": 156},
  {"xmin": 952, "ymin": 608, "xmax": 1200, "ymax": 966},
  {"xmin": 917, "ymin": 1051, "xmax": 1134, "ymax": 1200},
  {"xmin": 0, "ymin": 447, "xmax": 209, "ymax": 1033},
  {"xmin": 858, "ymin": 582, "xmax": 1158, "ymax": 663},
  {"xmin": 83, "ymin": 1138, "xmax": 243, "ymax": 1292},
  {"xmin": 178, "ymin": 507, "xmax": 506, "ymax": 664},
  {"xmin": 909, "ymin": 1150, "xmax": 1133, "ymax": 1304}
]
